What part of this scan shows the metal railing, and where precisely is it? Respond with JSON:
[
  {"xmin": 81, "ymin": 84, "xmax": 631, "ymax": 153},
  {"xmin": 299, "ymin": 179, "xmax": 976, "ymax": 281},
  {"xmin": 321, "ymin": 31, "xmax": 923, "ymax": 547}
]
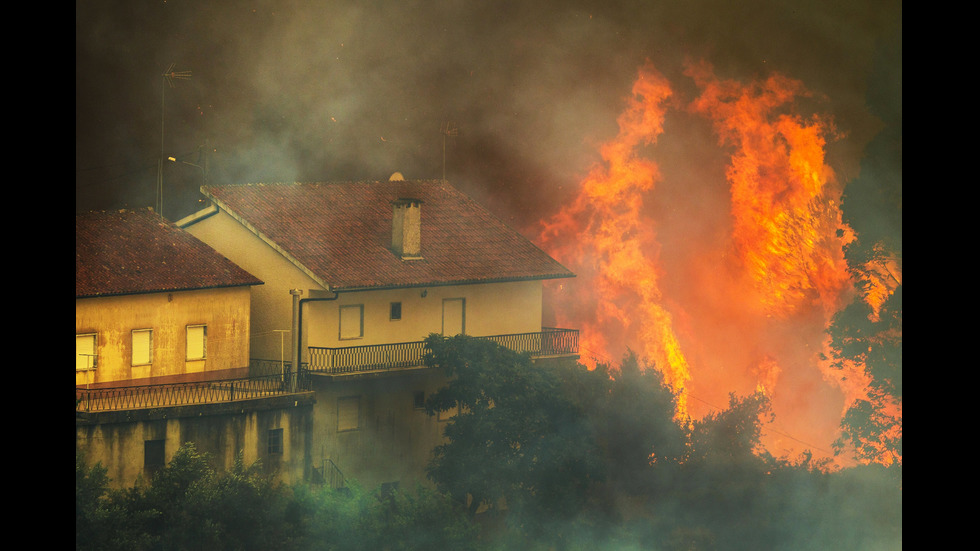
[
  {"xmin": 308, "ymin": 328, "xmax": 578, "ymax": 375},
  {"xmin": 76, "ymin": 370, "xmax": 313, "ymax": 413},
  {"xmin": 312, "ymin": 458, "xmax": 346, "ymax": 491}
]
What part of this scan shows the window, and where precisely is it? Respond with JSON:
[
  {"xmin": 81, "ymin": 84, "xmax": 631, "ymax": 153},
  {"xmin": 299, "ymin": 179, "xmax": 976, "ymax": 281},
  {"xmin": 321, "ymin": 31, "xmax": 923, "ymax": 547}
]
[
  {"xmin": 76, "ymin": 333, "xmax": 97, "ymax": 370},
  {"xmin": 337, "ymin": 396, "xmax": 360, "ymax": 432},
  {"xmin": 413, "ymin": 390, "xmax": 425, "ymax": 410},
  {"xmin": 390, "ymin": 301, "xmax": 402, "ymax": 321},
  {"xmin": 442, "ymin": 298, "xmax": 465, "ymax": 336},
  {"xmin": 132, "ymin": 329, "xmax": 153, "ymax": 366},
  {"xmin": 438, "ymin": 402, "xmax": 459, "ymax": 422},
  {"xmin": 144, "ymin": 439, "xmax": 165, "ymax": 474},
  {"xmin": 339, "ymin": 305, "xmax": 363, "ymax": 340},
  {"xmin": 186, "ymin": 325, "xmax": 207, "ymax": 360},
  {"xmin": 268, "ymin": 428, "xmax": 283, "ymax": 455}
]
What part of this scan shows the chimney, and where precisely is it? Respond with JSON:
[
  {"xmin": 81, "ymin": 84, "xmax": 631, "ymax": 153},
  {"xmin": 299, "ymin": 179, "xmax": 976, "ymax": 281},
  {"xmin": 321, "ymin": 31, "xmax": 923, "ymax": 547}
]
[{"xmin": 392, "ymin": 198, "xmax": 423, "ymax": 260}]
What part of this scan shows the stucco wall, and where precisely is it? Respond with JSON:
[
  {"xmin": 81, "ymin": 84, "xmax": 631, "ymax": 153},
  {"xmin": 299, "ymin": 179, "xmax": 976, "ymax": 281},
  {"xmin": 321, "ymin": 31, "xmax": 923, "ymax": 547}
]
[
  {"xmin": 76, "ymin": 286, "xmax": 253, "ymax": 387},
  {"xmin": 309, "ymin": 369, "xmax": 449, "ymax": 489},
  {"xmin": 75, "ymin": 395, "xmax": 315, "ymax": 489},
  {"xmin": 183, "ymin": 209, "xmax": 325, "ymax": 363},
  {"xmin": 303, "ymin": 279, "xmax": 544, "ymax": 350}
]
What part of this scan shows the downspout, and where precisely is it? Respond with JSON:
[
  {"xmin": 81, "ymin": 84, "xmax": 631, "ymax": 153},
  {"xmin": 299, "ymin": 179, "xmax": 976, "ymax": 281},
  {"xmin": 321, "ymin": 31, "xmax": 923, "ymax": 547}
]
[
  {"xmin": 290, "ymin": 289, "xmax": 343, "ymax": 387},
  {"xmin": 289, "ymin": 290, "xmax": 302, "ymax": 392}
]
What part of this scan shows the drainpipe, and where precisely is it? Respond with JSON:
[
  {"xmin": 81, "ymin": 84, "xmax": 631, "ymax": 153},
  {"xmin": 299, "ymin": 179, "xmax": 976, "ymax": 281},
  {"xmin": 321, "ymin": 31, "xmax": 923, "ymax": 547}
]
[
  {"xmin": 290, "ymin": 289, "xmax": 303, "ymax": 392},
  {"xmin": 292, "ymin": 290, "xmax": 344, "ymax": 381}
]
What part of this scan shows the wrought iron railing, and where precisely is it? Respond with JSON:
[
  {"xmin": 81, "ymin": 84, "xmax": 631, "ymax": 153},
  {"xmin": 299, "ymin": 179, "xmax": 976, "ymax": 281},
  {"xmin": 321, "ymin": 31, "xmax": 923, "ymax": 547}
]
[
  {"xmin": 312, "ymin": 458, "xmax": 346, "ymax": 491},
  {"xmin": 76, "ymin": 370, "xmax": 313, "ymax": 413},
  {"xmin": 308, "ymin": 328, "xmax": 578, "ymax": 375}
]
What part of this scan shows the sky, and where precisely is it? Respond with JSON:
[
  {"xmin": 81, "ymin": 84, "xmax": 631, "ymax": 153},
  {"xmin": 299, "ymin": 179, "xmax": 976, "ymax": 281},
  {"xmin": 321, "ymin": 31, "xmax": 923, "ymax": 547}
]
[{"xmin": 75, "ymin": 0, "xmax": 900, "ymax": 226}]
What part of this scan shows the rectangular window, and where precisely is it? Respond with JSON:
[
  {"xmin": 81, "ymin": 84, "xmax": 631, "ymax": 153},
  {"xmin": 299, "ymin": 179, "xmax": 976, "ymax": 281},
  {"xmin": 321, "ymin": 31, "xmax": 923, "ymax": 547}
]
[
  {"xmin": 413, "ymin": 390, "xmax": 425, "ymax": 410},
  {"xmin": 186, "ymin": 325, "xmax": 207, "ymax": 360},
  {"xmin": 339, "ymin": 305, "xmax": 364, "ymax": 340},
  {"xmin": 132, "ymin": 329, "xmax": 153, "ymax": 366},
  {"xmin": 442, "ymin": 298, "xmax": 465, "ymax": 336},
  {"xmin": 390, "ymin": 302, "xmax": 402, "ymax": 321},
  {"xmin": 268, "ymin": 428, "xmax": 283, "ymax": 455},
  {"xmin": 144, "ymin": 439, "xmax": 165, "ymax": 474},
  {"xmin": 338, "ymin": 396, "xmax": 360, "ymax": 432},
  {"xmin": 76, "ymin": 333, "xmax": 97, "ymax": 370},
  {"xmin": 438, "ymin": 402, "xmax": 459, "ymax": 422}
]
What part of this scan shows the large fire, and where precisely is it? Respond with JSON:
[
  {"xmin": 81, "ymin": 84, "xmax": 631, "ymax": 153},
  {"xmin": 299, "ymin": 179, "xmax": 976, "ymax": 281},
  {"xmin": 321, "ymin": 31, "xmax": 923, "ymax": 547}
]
[{"xmin": 537, "ymin": 61, "xmax": 900, "ymax": 467}]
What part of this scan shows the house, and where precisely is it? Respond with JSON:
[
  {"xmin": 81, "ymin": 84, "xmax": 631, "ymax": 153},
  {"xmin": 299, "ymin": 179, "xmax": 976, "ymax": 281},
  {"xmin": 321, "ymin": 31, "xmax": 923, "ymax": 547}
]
[
  {"xmin": 76, "ymin": 208, "xmax": 315, "ymax": 487},
  {"xmin": 178, "ymin": 176, "xmax": 579, "ymax": 488}
]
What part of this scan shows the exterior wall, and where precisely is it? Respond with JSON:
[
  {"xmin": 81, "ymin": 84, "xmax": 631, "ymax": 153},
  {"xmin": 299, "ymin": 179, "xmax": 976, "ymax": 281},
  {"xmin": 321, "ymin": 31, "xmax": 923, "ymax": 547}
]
[
  {"xmin": 183, "ymin": 209, "xmax": 326, "ymax": 363},
  {"xmin": 75, "ymin": 394, "xmax": 315, "ymax": 489},
  {"xmin": 76, "ymin": 286, "xmax": 253, "ymax": 387},
  {"xmin": 309, "ymin": 370, "xmax": 449, "ymax": 489},
  {"xmin": 304, "ymin": 279, "xmax": 543, "ymax": 351}
]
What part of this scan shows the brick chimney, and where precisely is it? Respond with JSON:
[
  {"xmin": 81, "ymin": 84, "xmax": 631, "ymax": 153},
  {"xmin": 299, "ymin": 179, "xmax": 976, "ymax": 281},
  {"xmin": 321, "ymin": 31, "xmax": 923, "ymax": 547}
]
[{"xmin": 392, "ymin": 198, "xmax": 423, "ymax": 260}]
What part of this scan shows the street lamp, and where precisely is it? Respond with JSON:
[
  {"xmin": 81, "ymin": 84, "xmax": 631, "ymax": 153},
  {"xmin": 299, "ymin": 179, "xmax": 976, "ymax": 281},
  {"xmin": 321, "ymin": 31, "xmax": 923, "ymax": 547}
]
[
  {"xmin": 167, "ymin": 156, "xmax": 208, "ymax": 185},
  {"xmin": 157, "ymin": 63, "xmax": 191, "ymax": 218}
]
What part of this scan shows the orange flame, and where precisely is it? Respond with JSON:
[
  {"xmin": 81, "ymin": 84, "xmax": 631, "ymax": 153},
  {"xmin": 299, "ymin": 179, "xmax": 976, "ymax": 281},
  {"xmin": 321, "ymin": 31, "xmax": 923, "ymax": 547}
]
[
  {"xmin": 539, "ymin": 63, "xmax": 693, "ymax": 419},
  {"xmin": 538, "ymin": 61, "xmax": 897, "ymax": 465}
]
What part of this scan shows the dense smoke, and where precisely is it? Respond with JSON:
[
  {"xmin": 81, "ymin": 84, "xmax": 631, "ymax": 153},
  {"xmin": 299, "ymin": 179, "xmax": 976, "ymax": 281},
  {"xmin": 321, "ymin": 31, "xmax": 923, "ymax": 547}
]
[
  {"xmin": 76, "ymin": 0, "xmax": 898, "ymax": 220},
  {"xmin": 77, "ymin": 0, "xmax": 900, "ymax": 464}
]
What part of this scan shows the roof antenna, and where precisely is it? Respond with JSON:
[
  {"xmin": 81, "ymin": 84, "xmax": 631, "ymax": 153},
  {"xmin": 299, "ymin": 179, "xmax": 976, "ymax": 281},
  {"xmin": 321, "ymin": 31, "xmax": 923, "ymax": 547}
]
[{"xmin": 440, "ymin": 122, "xmax": 458, "ymax": 182}]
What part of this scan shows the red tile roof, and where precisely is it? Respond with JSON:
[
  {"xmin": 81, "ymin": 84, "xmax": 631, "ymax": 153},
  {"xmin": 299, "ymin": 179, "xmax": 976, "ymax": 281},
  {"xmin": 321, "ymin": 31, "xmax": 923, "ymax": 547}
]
[
  {"xmin": 200, "ymin": 180, "xmax": 574, "ymax": 291},
  {"xmin": 76, "ymin": 208, "xmax": 263, "ymax": 298}
]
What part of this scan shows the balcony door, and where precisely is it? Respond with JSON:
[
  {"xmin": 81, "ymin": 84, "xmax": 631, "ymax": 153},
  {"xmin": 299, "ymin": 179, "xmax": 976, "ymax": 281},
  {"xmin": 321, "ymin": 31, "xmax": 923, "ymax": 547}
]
[{"xmin": 442, "ymin": 298, "xmax": 465, "ymax": 336}]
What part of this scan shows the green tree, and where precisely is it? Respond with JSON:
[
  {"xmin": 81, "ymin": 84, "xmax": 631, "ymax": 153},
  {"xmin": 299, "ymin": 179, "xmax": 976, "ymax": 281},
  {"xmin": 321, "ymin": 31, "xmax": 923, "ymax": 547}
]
[
  {"xmin": 422, "ymin": 334, "xmax": 603, "ymax": 534},
  {"xmin": 595, "ymin": 352, "xmax": 687, "ymax": 497}
]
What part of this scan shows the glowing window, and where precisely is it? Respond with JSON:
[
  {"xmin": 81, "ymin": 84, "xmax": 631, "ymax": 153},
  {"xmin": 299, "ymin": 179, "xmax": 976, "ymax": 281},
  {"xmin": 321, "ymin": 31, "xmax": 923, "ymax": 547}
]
[
  {"xmin": 132, "ymin": 329, "xmax": 153, "ymax": 366},
  {"xmin": 186, "ymin": 325, "xmax": 207, "ymax": 360},
  {"xmin": 76, "ymin": 333, "xmax": 97, "ymax": 370}
]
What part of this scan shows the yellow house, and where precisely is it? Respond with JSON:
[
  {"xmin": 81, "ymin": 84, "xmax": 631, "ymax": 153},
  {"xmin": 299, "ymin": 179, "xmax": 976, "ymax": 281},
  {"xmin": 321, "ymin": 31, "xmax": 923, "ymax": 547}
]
[
  {"xmin": 76, "ymin": 208, "xmax": 314, "ymax": 487},
  {"xmin": 179, "ymin": 177, "xmax": 578, "ymax": 488}
]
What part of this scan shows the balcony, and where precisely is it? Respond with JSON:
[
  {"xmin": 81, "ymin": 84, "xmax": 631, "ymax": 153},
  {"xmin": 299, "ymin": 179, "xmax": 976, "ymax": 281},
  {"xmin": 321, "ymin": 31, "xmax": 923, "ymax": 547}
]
[
  {"xmin": 307, "ymin": 328, "xmax": 578, "ymax": 376},
  {"xmin": 74, "ymin": 330, "xmax": 578, "ymax": 413},
  {"xmin": 76, "ymin": 371, "xmax": 314, "ymax": 413}
]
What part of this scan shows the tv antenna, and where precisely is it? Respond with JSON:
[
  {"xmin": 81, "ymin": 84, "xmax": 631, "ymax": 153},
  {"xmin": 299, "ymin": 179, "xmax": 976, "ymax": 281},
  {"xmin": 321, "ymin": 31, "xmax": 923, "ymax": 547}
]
[{"xmin": 441, "ymin": 121, "xmax": 458, "ymax": 182}]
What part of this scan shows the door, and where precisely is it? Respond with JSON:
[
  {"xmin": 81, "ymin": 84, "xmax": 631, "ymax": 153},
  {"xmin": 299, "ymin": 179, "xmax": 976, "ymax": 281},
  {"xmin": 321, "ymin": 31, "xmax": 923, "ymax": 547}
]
[{"xmin": 442, "ymin": 298, "xmax": 465, "ymax": 336}]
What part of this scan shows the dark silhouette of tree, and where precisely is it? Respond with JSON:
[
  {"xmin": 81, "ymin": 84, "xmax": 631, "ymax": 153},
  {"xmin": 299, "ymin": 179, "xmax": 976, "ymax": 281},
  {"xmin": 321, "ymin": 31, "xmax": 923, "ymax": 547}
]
[
  {"xmin": 827, "ymin": 21, "xmax": 902, "ymax": 466},
  {"xmin": 422, "ymin": 333, "xmax": 604, "ymax": 538}
]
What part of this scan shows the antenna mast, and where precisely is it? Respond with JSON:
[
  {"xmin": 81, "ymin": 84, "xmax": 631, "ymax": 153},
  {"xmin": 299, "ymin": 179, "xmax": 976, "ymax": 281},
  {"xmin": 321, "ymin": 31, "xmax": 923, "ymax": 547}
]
[{"xmin": 440, "ymin": 122, "xmax": 458, "ymax": 182}]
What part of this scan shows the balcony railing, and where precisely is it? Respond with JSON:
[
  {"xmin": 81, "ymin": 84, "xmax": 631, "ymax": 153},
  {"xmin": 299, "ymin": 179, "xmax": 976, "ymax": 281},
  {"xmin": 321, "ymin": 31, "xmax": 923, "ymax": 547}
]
[
  {"xmin": 76, "ymin": 371, "xmax": 313, "ymax": 413},
  {"xmin": 307, "ymin": 328, "xmax": 578, "ymax": 375}
]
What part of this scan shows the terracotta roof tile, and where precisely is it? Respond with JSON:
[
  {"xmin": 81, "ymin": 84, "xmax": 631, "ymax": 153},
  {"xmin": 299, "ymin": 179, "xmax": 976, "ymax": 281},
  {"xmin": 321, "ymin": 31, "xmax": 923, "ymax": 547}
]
[
  {"xmin": 201, "ymin": 180, "xmax": 573, "ymax": 290},
  {"xmin": 76, "ymin": 208, "xmax": 263, "ymax": 298}
]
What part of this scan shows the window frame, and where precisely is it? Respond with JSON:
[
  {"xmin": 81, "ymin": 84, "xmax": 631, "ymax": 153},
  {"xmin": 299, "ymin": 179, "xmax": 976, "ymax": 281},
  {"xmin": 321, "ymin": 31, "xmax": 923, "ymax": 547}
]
[
  {"xmin": 144, "ymin": 439, "xmax": 165, "ymax": 474},
  {"xmin": 132, "ymin": 328, "xmax": 153, "ymax": 366},
  {"xmin": 268, "ymin": 428, "xmax": 284, "ymax": 455},
  {"xmin": 76, "ymin": 333, "xmax": 98, "ymax": 370},
  {"xmin": 338, "ymin": 304, "xmax": 364, "ymax": 340},
  {"xmin": 337, "ymin": 396, "xmax": 361, "ymax": 432},
  {"xmin": 186, "ymin": 324, "xmax": 207, "ymax": 361},
  {"xmin": 389, "ymin": 301, "xmax": 402, "ymax": 321}
]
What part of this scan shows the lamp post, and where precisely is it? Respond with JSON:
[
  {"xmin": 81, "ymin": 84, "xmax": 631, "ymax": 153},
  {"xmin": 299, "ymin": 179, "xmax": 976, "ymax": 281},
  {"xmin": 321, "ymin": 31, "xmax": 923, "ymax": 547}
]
[{"xmin": 167, "ymin": 156, "xmax": 208, "ymax": 185}]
